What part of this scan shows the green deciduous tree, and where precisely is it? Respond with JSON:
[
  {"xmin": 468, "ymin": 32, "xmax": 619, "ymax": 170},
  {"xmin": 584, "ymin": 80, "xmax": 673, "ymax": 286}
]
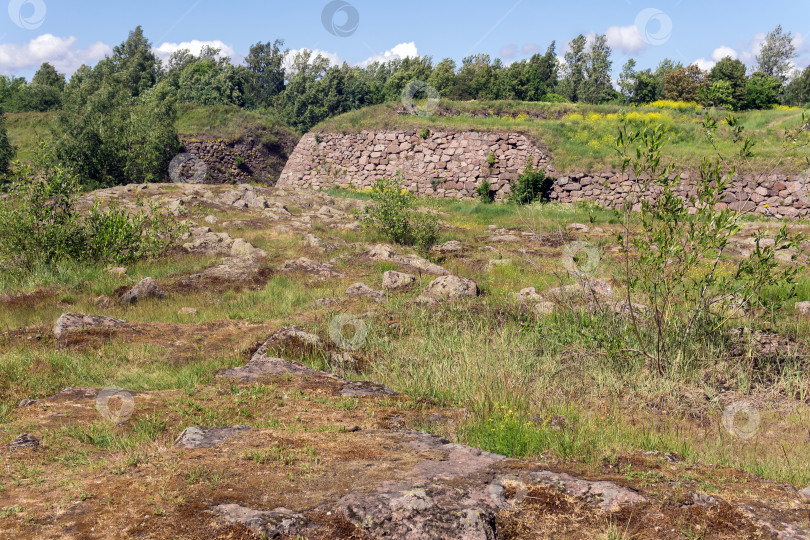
[
  {"xmin": 0, "ymin": 107, "xmax": 15, "ymax": 180},
  {"xmin": 558, "ymin": 34, "xmax": 587, "ymax": 102},
  {"xmin": 524, "ymin": 42, "xmax": 558, "ymax": 101},
  {"xmin": 785, "ymin": 66, "xmax": 810, "ymax": 106},
  {"xmin": 756, "ymin": 25, "xmax": 797, "ymax": 84},
  {"xmin": 244, "ymin": 39, "xmax": 287, "ymax": 107},
  {"xmin": 580, "ymin": 34, "xmax": 614, "ymax": 104},
  {"xmin": 710, "ymin": 57, "xmax": 747, "ymax": 110},
  {"xmin": 54, "ymin": 28, "xmax": 179, "ymax": 188},
  {"xmin": 745, "ymin": 71, "xmax": 782, "ymax": 109},
  {"xmin": 427, "ymin": 58, "xmax": 457, "ymax": 97},
  {"xmin": 664, "ymin": 65, "xmax": 706, "ymax": 102}
]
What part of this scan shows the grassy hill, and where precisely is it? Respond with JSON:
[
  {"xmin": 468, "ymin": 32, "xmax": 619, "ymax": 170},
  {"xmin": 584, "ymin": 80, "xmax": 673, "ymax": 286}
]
[
  {"xmin": 316, "ymin": 100, "xmax": 809, "ymax": 174},
  {"xmin": 5, "ymin": 104, "xmax": 299, "ymax": 167}
]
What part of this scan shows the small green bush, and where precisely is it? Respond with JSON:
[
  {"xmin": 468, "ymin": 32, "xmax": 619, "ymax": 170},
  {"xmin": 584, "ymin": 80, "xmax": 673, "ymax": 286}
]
[
  {"xmin": 360, "ymin": 175, "xmax": 439, "ymax": 256},
  {"xmin": 509, "ymin": 160, "xmax": 549, "ymax": 205},
  {"xmin": 476, "ymin": 180, "xmax": 494, "ymax": 203},
  {"xmin": 0, "ymin": 109, "xmax": 15, "ymax": 182},
  {"xmin": 0, "ymin": 147, "xmax": 187, "ymax": 275},
  {"xmin": 542, "ymin": 93, "xmax": 568, "ymax": 103},
  {"xmin": 487, "ymin": 152, "xmax": 496, "ymax": 168},
  {"xmin": 419, "ymin": 128, "xmax": 431, "ymax": 139}
]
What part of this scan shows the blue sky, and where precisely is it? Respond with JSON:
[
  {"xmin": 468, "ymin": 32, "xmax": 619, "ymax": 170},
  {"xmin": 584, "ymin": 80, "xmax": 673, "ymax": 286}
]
[{"xmin": 1, "ymin": 0, "xmax": 808, "ymax": 79}]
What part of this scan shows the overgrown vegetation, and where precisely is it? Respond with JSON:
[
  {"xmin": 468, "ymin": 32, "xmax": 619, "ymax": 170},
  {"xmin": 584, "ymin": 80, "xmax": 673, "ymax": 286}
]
[
  {"xmin": 509, "ymin": 161, "xmax": 549, "ymax": 204},
  {"xmin": 359, "ymin": 175, "xmax": 440, "ymax": 256},
  {"xmin": 612, "ymin": 114, "xmax": 807, "ymax": 373},
  {"xmin": 0, "ymin": 146, "xmax": 186, "ymax": 277}
]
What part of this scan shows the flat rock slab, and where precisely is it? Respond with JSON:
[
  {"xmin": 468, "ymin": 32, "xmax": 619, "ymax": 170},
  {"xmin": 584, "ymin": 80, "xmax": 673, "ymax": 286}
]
[
  {"xmin": 279, "ymin": 257, "xmax": 345, "ymax": 279},
  {"xmin": 367, "ymin": 244, "xmax": 449, "ymax": 276},
  {"xmin": 174, "ymin": 425, "xmax": 251, "ymax": 449},
  {"xmin": 218, "ymin": 356, "xmax": 336, "ymax": 382},
  {"xmin": 53, "ymin": 313, "xmax": 127, "ymax": 338},
  {"xmin": 219, "ymin": 356, "xmax": 398, "ymax": 399},
  {"xmin": 530, "ymin": 470, "xmax": 647, "ymax": 512},
  {"xmin": 211, "ymin": 504, "xmax": 305, "ymax": 537},
  {"xmin": 250, "ymin": 326, "xmax": 323, "ymax": 362},
  {"xmin": 345, "ymin": 282, "xmax": 386, "ymax": 302},
  {"xmin": 341, "ymin": 381, "xmax": 399, "ymax": 398}
]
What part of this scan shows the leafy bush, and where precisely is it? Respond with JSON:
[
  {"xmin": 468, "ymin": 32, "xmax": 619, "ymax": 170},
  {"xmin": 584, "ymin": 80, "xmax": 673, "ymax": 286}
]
[
  {"xmin": 542, "ymin": 93, "xmax": 568, "ymax": 103},
  {"xmin": 613, "ymin": 114, "xmax": 806, "ymax": 373},
  {"xmin": 0, "ymin": 109, "xmax": 15, "ymax": 182},
  {"xmin": 509, "ymin": 160, "xmax": 549, "ymax": 204},
  {"xmin": 476, "ymin": 179, "xmax": 494, "ymax": 203},
  {"xmin": 360, "ymin": 175, "xmax": 440, "ymax": 256},
  {"xmin": 487, "ymin": 152, "xmax": 496, "ymax": 167},
  {"xmin": 85, "ymin": 199, "xmax": 184, "ymax": 264},
  {"xmin": 0, "ymin": 147, "xmax": 187, "ymax": 275},
  {"xmin": 419, "ymin": 127, "xmax": 431, "ymax": 139}
]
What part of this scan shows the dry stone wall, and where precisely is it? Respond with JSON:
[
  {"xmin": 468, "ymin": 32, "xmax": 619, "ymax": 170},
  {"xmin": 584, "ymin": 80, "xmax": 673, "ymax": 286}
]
[
  {"xmin": 278, "ymin": 130, "xmax": 808, "ymax": 218},
  {"xmin": 278, "ymin": 131, "xmax": 552, "ymax": 200},
  {"xmin": 180, "ymin": 136, "xmax": 292, "ymax": 185},
  {"xmin": 548, "ymin": 171, "xmax": 810, "ymax": 219}
]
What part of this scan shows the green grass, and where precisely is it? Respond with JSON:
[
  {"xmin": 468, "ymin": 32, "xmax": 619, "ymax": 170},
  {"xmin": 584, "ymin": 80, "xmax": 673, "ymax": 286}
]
[
  {"xmin": 5, "ymin": 111, "xmax": 55, "ymax": 162},
  {"xmin": 316, "ymin": 99, "xmax": 810, "ymax": 174},
  {"xmin": 175, "ymin": 103, "xmax": 297, "ymax": 142},
  {"xmin": 5, "ymin": 104, "xmax": 299, "ymax": 165}
]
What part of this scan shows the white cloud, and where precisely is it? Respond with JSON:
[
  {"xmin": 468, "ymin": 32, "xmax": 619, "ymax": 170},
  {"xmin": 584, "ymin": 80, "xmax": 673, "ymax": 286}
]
[
  {"xmin": 691, "ymin": 58, "xmax": 715, "ymax": 71},
  {"xmin": 153, "ymin": 40, "xmax": 236, "ymax": 63},
  {"xmin": 605, "ymin": 25, "xmax": 646, "ymax": 54},
  {"xmin": 357, "ymin": 42, "xmax": 418, "ymax": 67},
  {"xmin": 794, "ymin": 32, "xmax": 809, "ymax": 53},
  {"xmin": 0, "ymin": 34, "xmax": 110, "ymax": 76},
  {"xmin": 522, "ymin": 43, "xmax": 539, "ymax": 55},
  {"xmin": 711, "ymin": 45, "xmax": 738, "ymax": 62},
  {"xmin": 500, "ymin": 45, "xmax": 517, "ymax": 59}
]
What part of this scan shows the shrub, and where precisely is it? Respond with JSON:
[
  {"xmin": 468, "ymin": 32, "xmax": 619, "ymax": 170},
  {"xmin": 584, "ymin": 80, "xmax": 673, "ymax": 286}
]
[
  {"xmin": 0, "ymin": 145, "xmax": 187, "ymax": 275},
  {"xmin": 419, "ymin": 127, "xmax": 430, "ymax": 139},
  {"xmin": 85, "ymin": 199, "xmax": 185, "ymax": 264},
  {"xmin": 54, "ymin": 74, "xmax": 179, "ymax": 189},
  {"xmin": 613, "ymin": 114, "xmax": 807, "ymax": 373},
  {"xmin": 0, "ymin": 109, "xmax": 15, "ymax": 182},
  {"xmin": 487, "ymin": 152, "xmax": 496, "ymax": 167},
  {"xmin": 360, "ymin": 175, "xmax": 440, "ymax": 256},
  {"xmin": 476, "ymin": 179, "xmax": 494, "ymax": 203},
  {"xmin": 509, "ymin": 160, "xmax": 549, "ymax": 205},
  {"xmin": 542, "ymin": 93, "xmax": 568, "ymax": 103}
]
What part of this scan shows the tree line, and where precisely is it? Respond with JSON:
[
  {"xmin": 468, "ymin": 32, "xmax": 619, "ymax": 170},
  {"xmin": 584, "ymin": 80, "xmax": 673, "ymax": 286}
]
[{"xmin": 0, "ymin": 25, "xmax": 808, "ymax": 188}]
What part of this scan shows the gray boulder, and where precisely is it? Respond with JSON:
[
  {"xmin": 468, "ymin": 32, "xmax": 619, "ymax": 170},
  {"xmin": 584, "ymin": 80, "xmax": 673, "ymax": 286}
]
[
  {"xmin": 53, "ymin": 312, "xmax": 126, "ymax": 338},
  {"xmin": 120, "ymin": 277, "xmax": 165, "ymax": 305},
  {"xmin": 382, "ymin": 270, "xmax": 417, "ymax": 291},
  {"xmin": 424, "ymin": 275, "xmax": 479, "ymax": 300}
]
